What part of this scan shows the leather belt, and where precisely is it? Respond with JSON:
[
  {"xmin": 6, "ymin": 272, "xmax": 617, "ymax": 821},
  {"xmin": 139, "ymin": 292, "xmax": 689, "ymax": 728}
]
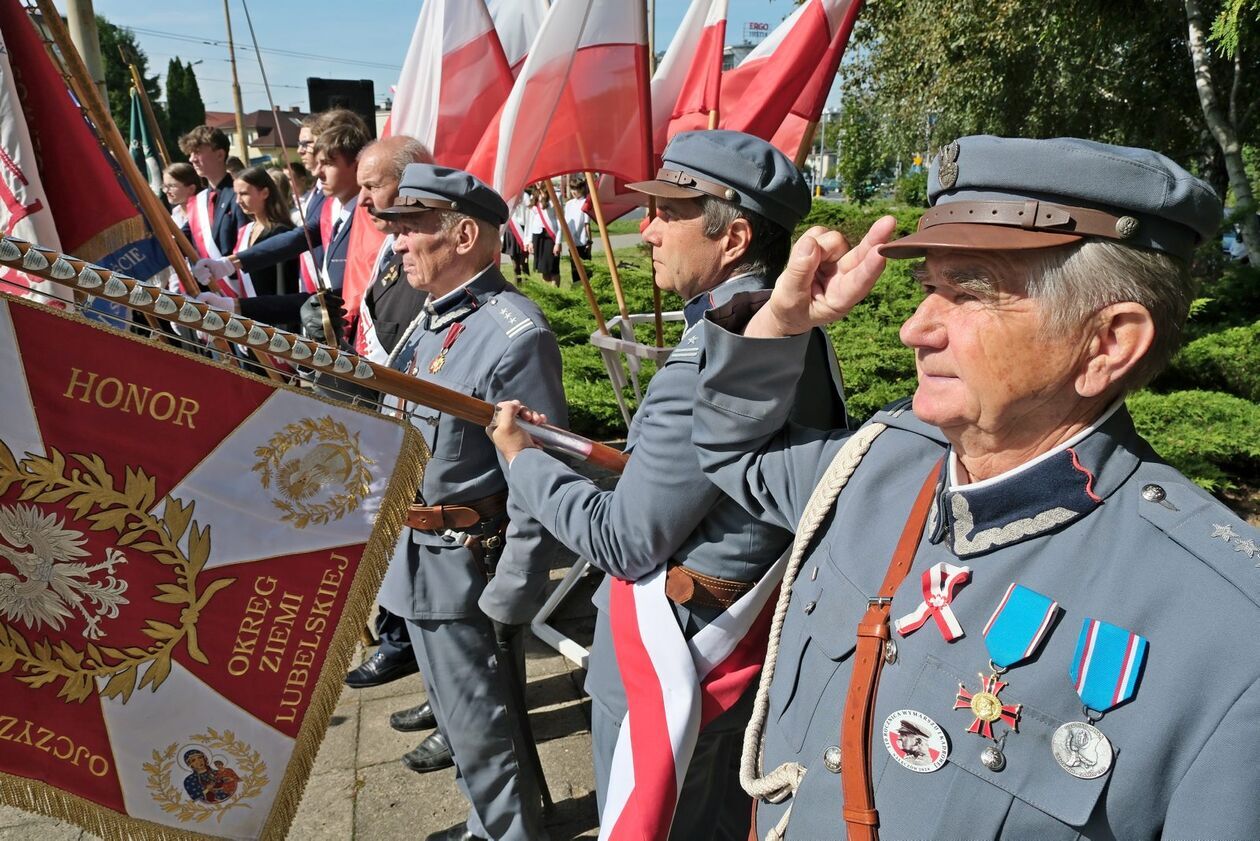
[
  {"xmin": 664, "ymin": 564, "xmax": 754, "ymax": 610},
  {"xmin": 917, "ymin": 199, "xmax": 1141, "ymax": 242},
  {"xmin": 406, "ymin": 492, "xmax": 508, "ymax": 532},
  {"xmin": 839, "ymin": 460, "xmax": 942, "ymax": 841}
]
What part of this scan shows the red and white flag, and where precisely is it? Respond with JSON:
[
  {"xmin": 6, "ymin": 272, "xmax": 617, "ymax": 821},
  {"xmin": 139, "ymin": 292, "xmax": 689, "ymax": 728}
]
[
  {"xmin": 769, "ymin": 0, "xmax": 863, "ymax": 157},
  {"xmin": 389, "ymin": 0, "xmax": 514, "ymax": 171},
  {"xmin": 601, "ymin": 554, "xmax": 786, "ymax": 841},
  {"xmin": 656, "ymin": 0, "xmax": 728, "ymax": 152},
  {"xmin": 670, "ymin": 0, "xmax": 856, "ymax": 152},
  {"xmin": 486, "ymin": 0, "xmax": 547, "ymax": 77},
  {"xmin": 466, "ymin": 0, "xmax": 652, "ymax": 206}
]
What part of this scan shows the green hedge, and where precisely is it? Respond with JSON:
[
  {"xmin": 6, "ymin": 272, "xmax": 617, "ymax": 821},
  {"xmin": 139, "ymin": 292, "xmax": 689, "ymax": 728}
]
[{"xmin": 522, "ymin": 199, "xmax": 1258, "ymax": 499}]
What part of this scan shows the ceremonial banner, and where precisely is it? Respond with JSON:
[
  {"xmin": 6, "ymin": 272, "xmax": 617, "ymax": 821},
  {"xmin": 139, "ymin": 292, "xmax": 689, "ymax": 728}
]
[
  {"xmin": 0, "ymin": 295, "xmax": 425, "ymax": 839},
  {"xmin": 657, "ymin": 0, "xmax": 728, "ymax": 150},
  {"xmin": 128, "ymin": 87, "xmax": 164, "ymax": 197},
  {"xmin": 0, "ymin": 2, "xmax": 168, "ymax": 317},
  {"xmin": 466, "ymin": 0, "xmax": 651, "ymax": 205}
]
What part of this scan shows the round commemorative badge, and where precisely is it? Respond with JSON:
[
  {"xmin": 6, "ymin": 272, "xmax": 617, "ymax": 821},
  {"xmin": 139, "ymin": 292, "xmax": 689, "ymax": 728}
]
[{"xmin": 883, "ymin": 709, "xmax": 949, "ymax": 773}]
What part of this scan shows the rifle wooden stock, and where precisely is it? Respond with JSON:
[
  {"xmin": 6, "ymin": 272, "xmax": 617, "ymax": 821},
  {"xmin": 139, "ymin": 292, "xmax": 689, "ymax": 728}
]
[{"xmin": 0, "ymin": 236, "xmax": 629, "ymax": 474}]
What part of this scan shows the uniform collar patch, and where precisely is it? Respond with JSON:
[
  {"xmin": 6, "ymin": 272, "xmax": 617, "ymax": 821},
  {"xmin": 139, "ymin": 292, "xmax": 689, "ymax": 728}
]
[{"xmin": 422, "ymin": 267, "xmax": 505, "ymax": 331}]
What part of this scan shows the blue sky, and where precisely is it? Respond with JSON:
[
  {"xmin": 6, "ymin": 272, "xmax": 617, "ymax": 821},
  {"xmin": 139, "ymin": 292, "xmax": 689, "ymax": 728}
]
[{"xmin": 51, "ymin": 0, "xmax": 829, "ymax": 114}]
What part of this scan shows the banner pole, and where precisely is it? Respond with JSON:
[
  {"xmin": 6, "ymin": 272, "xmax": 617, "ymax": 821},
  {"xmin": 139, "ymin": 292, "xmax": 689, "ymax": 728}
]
[
  {"xmin": 124, "ymin": 55, "xmax": 171, "ymax": 168},
  {"xmin": 584, "ymin": 169, "xmax": 633, "ymax": 333},
  {"xmin": 543, "ymin": 181, "xmax": 608, "ymax": 335},
  {"xmin": 1, "ymin": 235, "xmax": 630, "ymax": 475}
]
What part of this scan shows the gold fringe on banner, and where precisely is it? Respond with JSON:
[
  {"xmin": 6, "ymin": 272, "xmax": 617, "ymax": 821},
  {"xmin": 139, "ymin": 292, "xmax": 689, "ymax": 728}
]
[
  {"xmin": 71, "ymin": 215, "xmax": 148, "ymax": 265},
  {"xmin": 0, "ymin": 295, "xmax": 430, "ymax": 840}
]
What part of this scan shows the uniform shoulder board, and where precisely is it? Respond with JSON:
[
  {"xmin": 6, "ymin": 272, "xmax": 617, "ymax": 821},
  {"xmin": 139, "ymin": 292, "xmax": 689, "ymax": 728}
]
[
  {"xmin": 1134, "ymin": 460, "xmax": 1260, "ymax": 608},
  {"xmin": 485, "ymin": 295, "xmax": 538, "ymax": 339},
  {"xmin": 869, "ymin": 398, "xmax": 948, "ymax": 445}
]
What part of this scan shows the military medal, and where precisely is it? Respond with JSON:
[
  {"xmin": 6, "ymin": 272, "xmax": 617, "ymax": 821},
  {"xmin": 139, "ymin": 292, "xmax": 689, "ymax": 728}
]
[
  {"xmin": 1053, "ymin": 618, "xmax": 1148, "ymax": 779},
  {"xmin": 955, "ymin": 583, "xmax": 1059, "ymax": 755},
  {"xmin": 429, "ymin": 322, "xmax": 465, "ymax": 374},
  {"xmin": 895, "ymin": 561, "xmax": 971, "ymax": 641},
  {"xmin": 882, "ymin": 710, "xmax": 949, "ymax": 773}
]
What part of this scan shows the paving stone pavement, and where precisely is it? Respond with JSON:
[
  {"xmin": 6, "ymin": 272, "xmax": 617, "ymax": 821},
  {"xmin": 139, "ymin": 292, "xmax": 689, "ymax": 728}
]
[{"xmin": 0, "ymin": 562, "xmax": 604, "ymax": 841}]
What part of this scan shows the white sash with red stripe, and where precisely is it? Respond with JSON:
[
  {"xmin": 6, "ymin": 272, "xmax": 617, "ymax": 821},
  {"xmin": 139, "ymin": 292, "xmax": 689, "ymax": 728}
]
[
  {"xmin": 298, "ymin": 196, "xmax": 334, "ymax": 294},
  {"xmin": 601, "ymin": 552, "xmax": 788, "ymax": 841},
  {"xmin": 534, "ymin": 204, "xmax": 557, "ymax": 240},
  {"xmin": 354, "ymin": 234, "xmax": 396, "ymax": 363},
  {"xmin": 218, "ymin": 221, "xmax": 258, "ymax": 299},
  {"xmin": 188, "ymin": 188, "xmax": 221, "ymax": 260}
]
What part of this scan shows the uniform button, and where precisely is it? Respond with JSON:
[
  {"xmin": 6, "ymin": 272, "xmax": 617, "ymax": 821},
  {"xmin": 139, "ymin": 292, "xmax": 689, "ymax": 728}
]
[
  {"xmin": 810, "ymin": 566, "xmax": 818, "ymax": 581},
  {"xmin": 488, "ymin": 298, "xmax": 497, "ymax": 304},
  {"xmin": 883, "ymin": 639, "xmax": 898, "ymax": 665},
  {"xmin": 803, "ymin": 600, "xmax": 817, "ymax": 615},
  {"xmin": 1141, "ymin": 484, "xmax": 1166, "ymax": 503},
  {"xmin": 980, "ymin": 745, "xmax": 1006, "ymax": 772},
  {"xmin": 822, "ymin": 746, "xmax": 842, "ymax": 772}
]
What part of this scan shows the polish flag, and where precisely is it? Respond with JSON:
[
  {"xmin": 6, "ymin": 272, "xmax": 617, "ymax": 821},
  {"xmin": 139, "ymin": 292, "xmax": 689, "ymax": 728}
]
[
  {"xmin": 669, "ymin": 0, "xmax": 857, "ymax": 148},
  {"xmin": 389, "ymin": 0, "xmax": 514, "ymax": 170},
  {"xmin": 466, "ymin": 0, "xmax": 652, "ymax": 207},
  {"xmin": 486, "ymin": 0, "xmax": 547, "ymax": 77},
  {"xmin": 770, "ymin": 0, "xmax": 863, "ymax": 158},
  {"xmin": 657, "ymin": 0, "xmax": 728, "ymax": 152}
]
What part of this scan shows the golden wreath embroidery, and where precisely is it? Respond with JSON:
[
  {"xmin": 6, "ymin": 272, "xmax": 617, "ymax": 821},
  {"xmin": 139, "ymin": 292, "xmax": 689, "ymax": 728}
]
[
  {"xmin": 143, "ymin": 727, "xmax": 269, "ymax": 823},
  {"xmin": 251, "ymin": 416, "xmax": 374, "ymax": 529},
  {"xmin": 0, "ymin": 440, "xmax": 233, "ymax": 704}
]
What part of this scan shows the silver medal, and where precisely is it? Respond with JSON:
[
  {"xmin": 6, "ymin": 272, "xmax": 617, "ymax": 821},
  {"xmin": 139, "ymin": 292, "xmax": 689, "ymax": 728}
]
[{"xmin": 1051, "ymin": 721, "xmax": 1113, "ymax": 779}]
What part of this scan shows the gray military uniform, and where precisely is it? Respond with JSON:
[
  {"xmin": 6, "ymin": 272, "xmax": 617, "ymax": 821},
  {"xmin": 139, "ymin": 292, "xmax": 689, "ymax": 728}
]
[
  {"xmin": 380, "ymin": 264, "xmax": 565, "ymax": 841},
  {"xmin": 503, "ymin": 274, "xmax": 845, "ymax": 838},
  {"xmin": 692, "ymin": 303, "xmax": 1260, "ymax": 840}
]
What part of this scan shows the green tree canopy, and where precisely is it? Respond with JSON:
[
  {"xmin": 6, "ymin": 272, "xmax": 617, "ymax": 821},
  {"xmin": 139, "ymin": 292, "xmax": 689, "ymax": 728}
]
[
  {"xmin": 165, "ymin": 58, "xmax": 206, "ymax": 159},
  {"xmin": 96, "ymin": 16, "xmax": 168, "ymax": 154}
]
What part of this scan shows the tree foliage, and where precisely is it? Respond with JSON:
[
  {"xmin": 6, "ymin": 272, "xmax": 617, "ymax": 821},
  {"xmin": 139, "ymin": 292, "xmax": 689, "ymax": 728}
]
[
  {"xmin": 165, "ymin": 58, "xmax": 206, "ymax": 158},
  {"xmin": 96, "ymin": 16, "xmax": 168, "ymax": 154},
  {"xmin": 836, "ymin": 98, "xmax": 879, "ymax": 203}
]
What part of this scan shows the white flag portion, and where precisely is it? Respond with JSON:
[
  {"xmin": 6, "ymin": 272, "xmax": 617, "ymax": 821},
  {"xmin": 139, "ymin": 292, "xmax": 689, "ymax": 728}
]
[
  {"xmin": 466, "ymin": 0, "xmax": 651, "ymax": 205},
  {"xmin": 389, "ymin": 0, "xmax": 514, "ymax": 170},
  {"xmin": 0, "ymin": 25, "xmax": 68, "ymax": 305},
  {"xmin": 486, "ymin": 0, "xmax": 547, "ymax": 76},
  {"xmin": 653, "ymin": 0, "xmax": 728, "ymax": 153}
]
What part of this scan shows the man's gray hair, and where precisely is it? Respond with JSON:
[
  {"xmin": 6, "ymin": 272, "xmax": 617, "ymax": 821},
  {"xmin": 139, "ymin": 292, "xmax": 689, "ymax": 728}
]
[
  {"xmin": 698, "ymin": 196, "xmax": 792, "ymax": 278},
  {"xmin": 363, "ymin": 136, "xmax": 433, "ymax": 180},
  {"xmin": 435, "ymin": 210, "xmax": 499, "ymax": 257},
  {"xmin": 1024, "ymin": 241, "xmax": 1193, "ymax": 390}
]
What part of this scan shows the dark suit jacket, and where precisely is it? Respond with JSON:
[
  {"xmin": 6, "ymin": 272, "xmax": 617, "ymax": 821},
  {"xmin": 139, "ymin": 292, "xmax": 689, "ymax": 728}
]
[
  {"xmin": 237, "ymin": 195, "xmax": 356, "ymax": 291},
  {"xmin": 363, "ymin": 249, "xmax": 427, "ymax": 353},
  {"xmin": 181, "ymin": 173, "xmax": 249, "ymax": 258},
  {"xmin": 240, "ymin": 223, "xmax": 300, "ymax": 297}
]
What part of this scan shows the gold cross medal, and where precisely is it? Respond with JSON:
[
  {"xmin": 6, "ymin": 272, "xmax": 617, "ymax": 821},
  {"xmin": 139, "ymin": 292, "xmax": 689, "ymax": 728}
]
[
  {"xmin": 954, "ymin": 583, "xmax": 1059, "ymax": 769},
  {"xmin": 429, "ymin": 323, "xmax": 465, "ymax": 374}
]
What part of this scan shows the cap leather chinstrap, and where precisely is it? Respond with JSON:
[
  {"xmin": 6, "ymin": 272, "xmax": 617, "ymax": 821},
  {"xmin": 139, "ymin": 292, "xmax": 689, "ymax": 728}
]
[
  {"xmin": 883, "ymin": 136, "xmax": 1222, "ymax": 261},
  {"xmin": 375, "ymin": 163, "xmax": 509, "ymax": 227},
  {"xmin": 627, "ymin": 129, "xmax": 811, "ymax": 232}
]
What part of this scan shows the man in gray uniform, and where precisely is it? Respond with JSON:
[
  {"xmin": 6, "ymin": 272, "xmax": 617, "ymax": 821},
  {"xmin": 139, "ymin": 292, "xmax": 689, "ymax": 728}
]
[
  {"xmin": 690, "ymin": 135, "xmax": 1260, "ymax": 839},
  {"xmin": 488, "ymin": 130, "xmax": 845, "ymax": 839},
  {"xmin": 374, "ymin": 163, "xmax": 565, "ymax": 841}
]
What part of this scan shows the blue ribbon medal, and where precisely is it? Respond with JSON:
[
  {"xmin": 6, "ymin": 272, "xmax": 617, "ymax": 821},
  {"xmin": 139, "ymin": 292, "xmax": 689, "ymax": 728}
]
[
  {"xmin": 955, "ymin": 584, "xmax": 1060, "ymax": 752},
  {"xmin": 1051, "ymin": 618, "xmax": 1147, "ymax": 779}
]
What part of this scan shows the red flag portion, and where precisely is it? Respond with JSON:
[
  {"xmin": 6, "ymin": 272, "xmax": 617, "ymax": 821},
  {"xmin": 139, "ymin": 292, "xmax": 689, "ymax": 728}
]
[
  {"xmin": 466, "ymin": 0, "xmax": 651, "ymax": 206},
  {"xmin": 0, "ymin": 295, "xmax": 423, "ymax": 840},
  {"xmin": 487, "ymin": 0, "xmax": 547, "ymax": 77},
  {"xmin": 389, "ymin": 0, "xmax": 514, "ymax": 171},
  {"xmin": 338, "ymin": 202, "xmax": 386, "ymax": 340},
  {"xmin": 658, "ymin": 0, "xmax": 728, "ymax": 152},
  {"xmin": 770, "ymin": 0, "xmax": 863, "ymax": 157},
  {"xmin": 0, "ymin": 3, "xmax": 167, "ymax": 301}
]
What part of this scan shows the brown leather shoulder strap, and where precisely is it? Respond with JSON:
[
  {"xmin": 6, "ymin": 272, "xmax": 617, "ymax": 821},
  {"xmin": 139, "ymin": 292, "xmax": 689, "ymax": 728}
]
[{"xmin": 840, "ymin": 459, "xmax": 943, "ymax": 841}]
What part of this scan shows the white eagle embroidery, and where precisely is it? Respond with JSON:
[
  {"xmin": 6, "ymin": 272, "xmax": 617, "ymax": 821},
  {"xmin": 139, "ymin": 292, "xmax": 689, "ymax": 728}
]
[{"xmin": 0, "ymin": 504, "xmax": 128, "ymax": 640}]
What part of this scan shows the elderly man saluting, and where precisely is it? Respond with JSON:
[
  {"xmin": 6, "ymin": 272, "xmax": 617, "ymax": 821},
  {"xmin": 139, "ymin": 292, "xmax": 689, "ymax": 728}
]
[{"xmin": 689, "ymin": 136, "xmax": 1260, "ymax": 839}]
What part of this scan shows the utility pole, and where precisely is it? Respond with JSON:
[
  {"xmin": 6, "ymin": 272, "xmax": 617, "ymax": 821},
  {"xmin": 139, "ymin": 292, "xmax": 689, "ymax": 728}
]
[
  {"xmin": 65, "ymin": 0, "xmax": 106, "ymax": 103},
  {"xmin": 223, "ymin": 0, "xmax": 250, "ymax": 165}
]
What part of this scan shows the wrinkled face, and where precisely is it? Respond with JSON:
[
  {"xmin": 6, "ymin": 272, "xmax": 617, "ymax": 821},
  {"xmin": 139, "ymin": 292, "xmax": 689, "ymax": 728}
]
[
  {"xmin": 390, "ymin": 213, "xmax": 459, "ymax": 295},
  {"xmin": 297, "ymin": 127, "xmax": 317, "ymax": 171},
  {"xmin": 162, "ymin": 177, "xmax": 197, "ymax": 205},
  {"xmin": 233, "ymin": 180, "xmax": 268, "ymax": 217},
  {"xmin": 317, "ymin": 150, "xmax": 358, "ymax": 199},
  {"xmin": 641, "ymin": 196, "xmax": 725, "ymax": 301},
  {"xmin": 899, "ymin": 251, "xmax": 1090, "ymax": 441},
  {"xmin": 187, "ymin": 144, "xmax": 226, "ymax": 180},
  {"xmin": 356, "ymin": 151, "xmax": 399, "ymax": 232}
]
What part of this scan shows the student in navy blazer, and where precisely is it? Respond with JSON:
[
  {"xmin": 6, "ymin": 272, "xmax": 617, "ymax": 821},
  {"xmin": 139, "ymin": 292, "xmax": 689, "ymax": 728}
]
[{"xmin": 178, "ymin": 126, "xmax": 249, "ymax": 260}]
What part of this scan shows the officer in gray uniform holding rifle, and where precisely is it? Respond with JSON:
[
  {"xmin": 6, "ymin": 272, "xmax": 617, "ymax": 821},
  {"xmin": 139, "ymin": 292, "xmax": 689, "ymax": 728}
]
[
  {"xmin": 373, "ymin": 163, "xmax": 565, "ymax": 841},
  {"xmin": 689, "ymin": 136, "xmax": 1260, "ymax": 839}
]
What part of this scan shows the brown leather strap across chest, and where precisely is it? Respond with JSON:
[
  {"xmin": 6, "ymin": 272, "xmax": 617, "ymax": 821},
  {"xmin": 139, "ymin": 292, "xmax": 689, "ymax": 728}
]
[
  {"xmin": 664, "ymin": 564, "xmax": 755, "ymax": 610},
  {"xmin": 406, "ymin": 491, "xmax": 508, "ymax": 532},
  {"xmin": 840, "ymin": 459, "xmax": 943, "ymax": 841}
]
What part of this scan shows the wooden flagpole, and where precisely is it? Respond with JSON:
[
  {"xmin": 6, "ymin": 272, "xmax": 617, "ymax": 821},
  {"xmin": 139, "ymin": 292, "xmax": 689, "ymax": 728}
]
[
  {"xmin": 639, "ymin": 0, "xmax": 664, "ymax": 346},
  {"xmin": 543, "ymin": 181, "xmax": 608, "ymax": 335},
  {"xmin": 1, "ymin": 235, "xmax": 630, "ymax": 475},
  {"xmin": 122, "ymin": 53, "xmax": 171, "ymax": 168},
  {"xmin": 32, "ymin": 0, "xmax": 275, "ymax": 375},
  {"xmin": 648, "ymin": 197, "xmax": 663, "ymax": 346},
  {"xmin": 583, "ymin": 170, "xmax": 633, "ymax": 334},
  {"xmin": 793, "ymin": 119, "xmax": 820, "ymax": 169}
]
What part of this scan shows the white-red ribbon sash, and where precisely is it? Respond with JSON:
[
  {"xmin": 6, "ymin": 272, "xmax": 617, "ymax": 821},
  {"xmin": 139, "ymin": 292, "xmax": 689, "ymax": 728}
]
[
  {"xmin": 188, "ymin": 188, "xmax": 222, "ymax": 261},
  {"xmin": 218, "ymin": 221, "xmax": 258, "ymax": 299},
  {"xmin": 894, "ymin": 561, "xmax": 971, "ymax": 641},
  {"xmin": 602, "ymin": 552, "xmax": 786, "ymax": 841},
  {"xmin": 353, "ymin": 235, "xmax": 396, "ymax": 363}
]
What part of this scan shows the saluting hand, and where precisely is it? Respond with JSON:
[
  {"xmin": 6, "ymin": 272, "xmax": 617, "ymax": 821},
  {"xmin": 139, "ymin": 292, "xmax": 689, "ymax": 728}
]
[
  {"xmin": 745, "ymin": 217, "xmax": 897, "ymax": 338},
  {"xmin": 487, "ymin": 400, "xmax": 548, "ymax": 464}
]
